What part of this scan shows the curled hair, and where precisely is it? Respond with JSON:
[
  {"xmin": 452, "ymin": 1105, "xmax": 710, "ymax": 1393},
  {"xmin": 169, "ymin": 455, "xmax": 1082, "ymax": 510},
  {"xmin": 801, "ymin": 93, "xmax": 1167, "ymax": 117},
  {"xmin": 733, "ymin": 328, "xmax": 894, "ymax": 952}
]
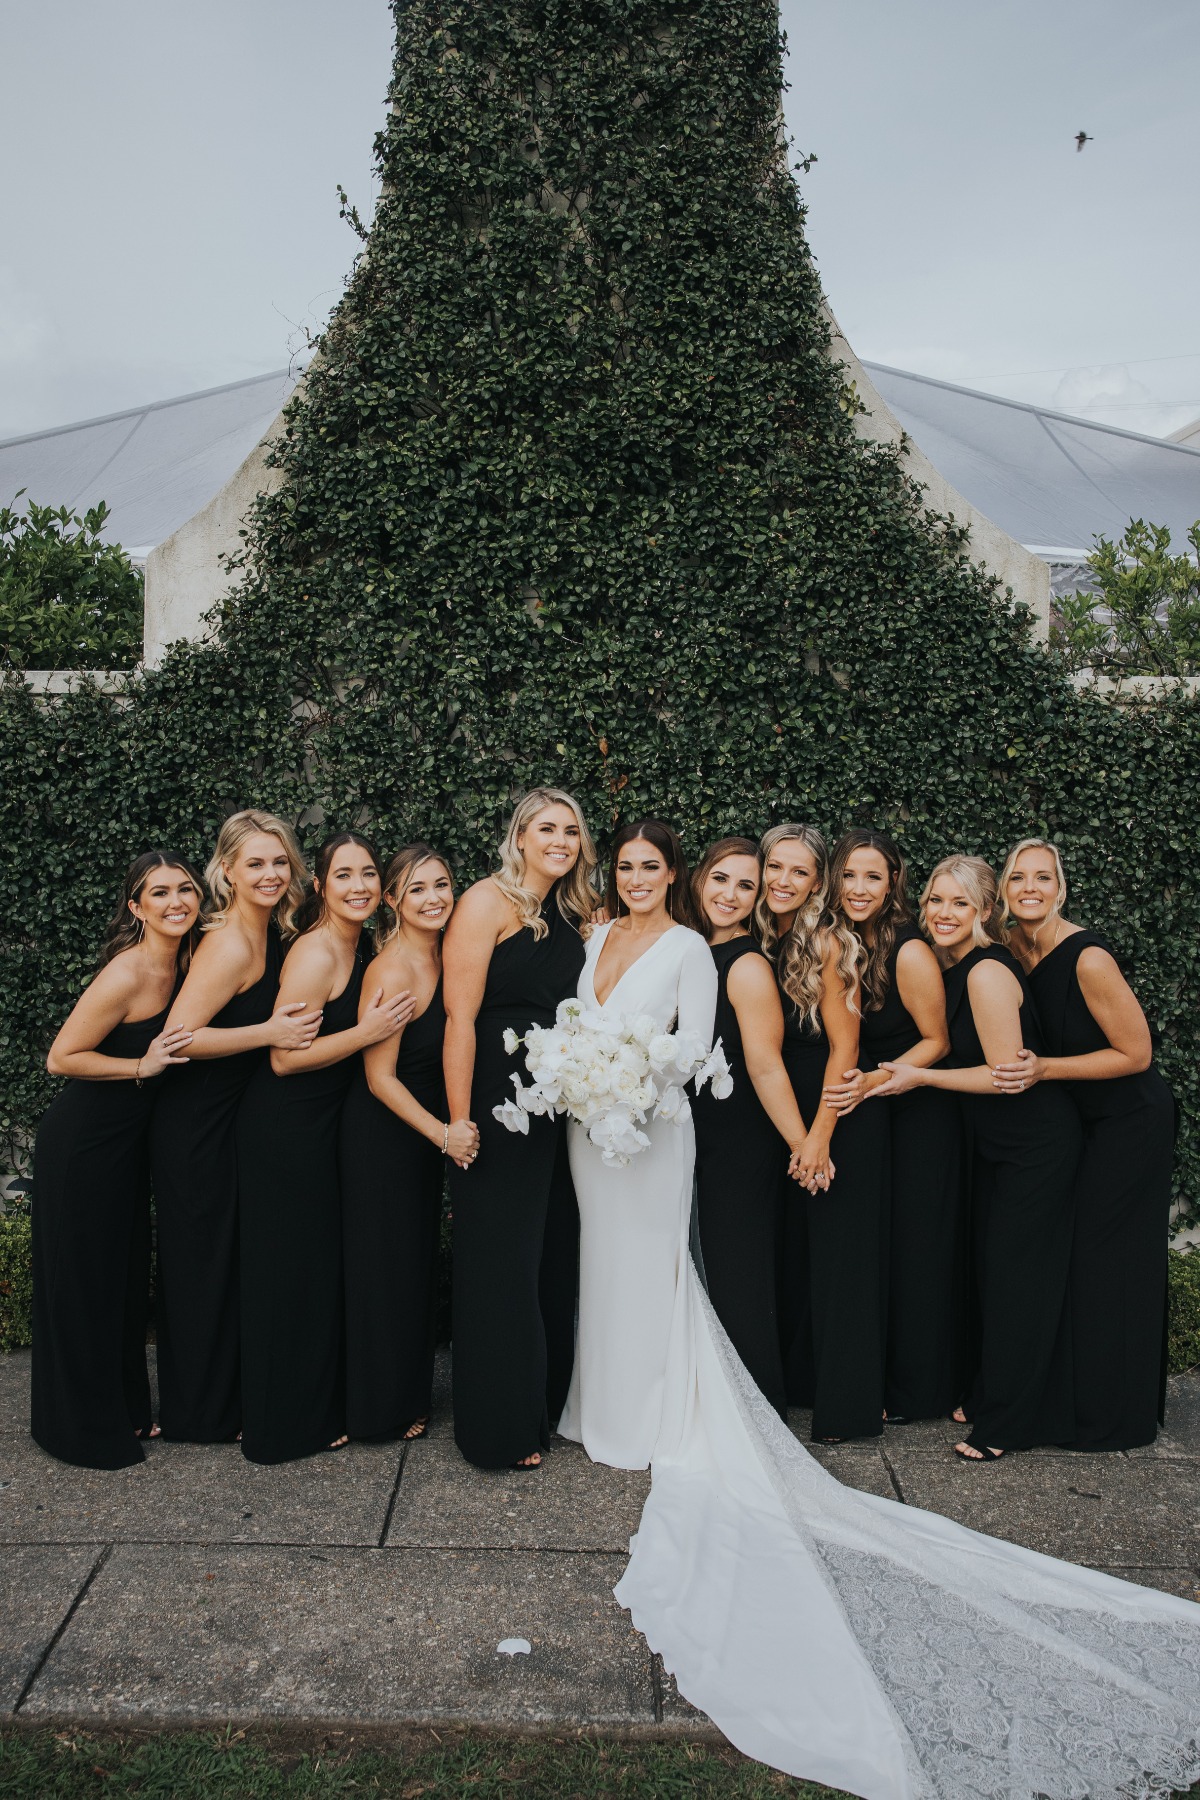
[
  {"xmin": 997, "ymin": 837, "xmax": 1068, "ymax": 954},
  {"xmin": 203, "ymin": 809, "xmax": 308, "ymax": 941},
  {"xmin": 755, "ymin": 823, "xmax": 833, "ymax": 1029},
  {"xmin": 690, "ymin": 836, "xmax": 762, "ymax": 942},
  {"xmin": 98, "ymin": 852, "xmax": 204, "ymax": 974},
  {"xmin": 919, "ymin": 855, "xmax": 1003, "ymax": 959},
  {"xmin": 293, "ymin": 831, "xmax": 384, "ymax": 936},
  {"xmin": 493, "ymin": 788, "xmax": 598, "ymax": 940},
  {"xmin": 377, "ymin": 842, "xmax": 453, "ymax": 949},
  {"xmin": 828, "ymin": 829, "xmax": 912, "ymax": 1012},
  {"xmin": 605, "ymin": 819, "xmax": 696, "ymax": 928}
]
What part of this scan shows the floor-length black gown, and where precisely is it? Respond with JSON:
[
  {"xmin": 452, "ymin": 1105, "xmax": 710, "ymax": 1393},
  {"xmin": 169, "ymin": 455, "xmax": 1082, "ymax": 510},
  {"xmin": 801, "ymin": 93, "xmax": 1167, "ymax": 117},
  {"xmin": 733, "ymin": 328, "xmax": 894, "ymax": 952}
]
[
  {"xmin": 1029, "ymin": 931, "xmax": 1174, "ymax": 1450},
  {"xmin": 340, "ymin": 976, "xmax": 446, "ymax": 1440},
  {"xmin": 694, "ymin": 938, "xmax": 787, "ymax": 1417},
  {"xmin": 30, "ymin": 1012, "xmax": 163, "ymax": 1469},
  {"xmin": 860, "ymin": 925, "xmax": 967, "ymax": 1421},
  {"xmin": 150, "ymin": 928, "xmax": 284, "ymax": 1442},
  {"xmin": 778, "ymin": 977, "xmax": 890, "ymax": 1441},
  {"xmin": 450, "ymin": 893, "xmax": 584, "ymax": 1468},
  {"xmin": 946, "ymin": 944, "xmax": 1082, "ymax": 1451},
  {"xmin": 238, "ymin": 946, "xmax": 365, "ymax": 1464}
]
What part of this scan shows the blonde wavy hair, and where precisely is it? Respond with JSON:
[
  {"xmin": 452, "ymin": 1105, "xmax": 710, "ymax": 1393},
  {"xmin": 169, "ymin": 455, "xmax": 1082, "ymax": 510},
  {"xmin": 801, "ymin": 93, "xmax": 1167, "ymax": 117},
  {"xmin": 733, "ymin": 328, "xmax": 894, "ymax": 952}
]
[
  {"xmin": 493, "ymin": 788, "xmax": 598, "ymax": 940},
  {"xmin": 755, "ymin": 823, "xmax": 862, "ymax": 1029},
  {"xmin": 376, "ymin": 841, "xmax": 453, "ymax": 950},
  {"xmin": 203, "ymin": 809, "xmax": 308, "ymax": 941},
  {"xmin": 919, "ymin": 855, "xmax": 1003, "ymax": 959},
  {"xmin": 997, "ymin": 837, "xmax": 1068, "ymax": 953}
]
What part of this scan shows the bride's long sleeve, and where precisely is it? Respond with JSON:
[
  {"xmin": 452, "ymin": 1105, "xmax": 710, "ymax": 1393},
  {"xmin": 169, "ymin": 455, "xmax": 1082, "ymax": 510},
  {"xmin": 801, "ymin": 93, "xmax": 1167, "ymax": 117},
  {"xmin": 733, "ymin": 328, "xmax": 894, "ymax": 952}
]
[{"xmin": 676, "ymin": 931, "xmax": 718, "ymax": 1049}]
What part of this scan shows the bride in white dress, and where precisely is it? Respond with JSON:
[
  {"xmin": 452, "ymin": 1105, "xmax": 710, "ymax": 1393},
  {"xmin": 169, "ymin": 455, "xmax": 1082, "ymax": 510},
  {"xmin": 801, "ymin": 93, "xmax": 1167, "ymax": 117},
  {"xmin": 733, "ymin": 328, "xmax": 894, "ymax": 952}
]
[{"xmin": 557, "ymin": 821, "xmax": 1200, "ymax": 1800}]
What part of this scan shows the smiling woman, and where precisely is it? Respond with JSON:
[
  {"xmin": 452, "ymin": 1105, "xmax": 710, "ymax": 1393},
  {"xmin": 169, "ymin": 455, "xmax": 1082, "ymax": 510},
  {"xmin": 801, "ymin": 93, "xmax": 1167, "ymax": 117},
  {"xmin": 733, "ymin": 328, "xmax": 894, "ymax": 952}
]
[
  {"xmin": 31, "ymin": 852, "xmax": 201, "ymax": 1469},
  {"xmin": 235, "ymin": 832, "xmax": 414, "ymax": 1465},
  {"xmin": 443, "ymin": 788, "xmax": 595, "ymax": 1470},
  {"xmin": 149, "ymin": 810, "xmax": 313, "ymax": 1445}
]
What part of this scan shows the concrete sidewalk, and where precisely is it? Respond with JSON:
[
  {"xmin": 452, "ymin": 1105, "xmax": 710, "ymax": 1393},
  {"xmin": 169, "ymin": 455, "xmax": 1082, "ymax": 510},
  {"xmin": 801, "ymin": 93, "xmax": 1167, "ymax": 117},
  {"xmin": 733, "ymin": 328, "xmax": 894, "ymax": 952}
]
[{"xmin": 2, "ymin": 1348, "xmax": 1198, "ymax": 1739}]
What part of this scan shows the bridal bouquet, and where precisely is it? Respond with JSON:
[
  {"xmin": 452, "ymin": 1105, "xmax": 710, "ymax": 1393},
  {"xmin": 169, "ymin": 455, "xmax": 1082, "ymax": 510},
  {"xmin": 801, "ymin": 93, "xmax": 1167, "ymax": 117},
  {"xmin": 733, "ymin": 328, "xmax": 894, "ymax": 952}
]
[{"xmin": 494, "ymin": 997, "xmax": 733, "ymax": 1167}]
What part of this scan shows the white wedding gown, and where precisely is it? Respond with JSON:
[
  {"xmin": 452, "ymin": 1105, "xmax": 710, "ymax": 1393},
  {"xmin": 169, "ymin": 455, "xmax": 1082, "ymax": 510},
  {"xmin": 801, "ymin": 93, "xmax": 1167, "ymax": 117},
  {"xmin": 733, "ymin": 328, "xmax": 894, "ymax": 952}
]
[{"xmin": 558, "ymin": 922, "xmax": 1200, "ymax": 1800}]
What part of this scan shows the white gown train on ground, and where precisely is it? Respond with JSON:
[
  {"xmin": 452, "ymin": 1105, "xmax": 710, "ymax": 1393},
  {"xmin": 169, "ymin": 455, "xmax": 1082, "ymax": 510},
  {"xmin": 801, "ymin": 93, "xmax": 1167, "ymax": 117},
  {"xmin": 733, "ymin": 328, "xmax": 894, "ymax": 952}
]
[{"xmin": 559, "ymin": 922, "xmax": 1200, "ymax": 1800}]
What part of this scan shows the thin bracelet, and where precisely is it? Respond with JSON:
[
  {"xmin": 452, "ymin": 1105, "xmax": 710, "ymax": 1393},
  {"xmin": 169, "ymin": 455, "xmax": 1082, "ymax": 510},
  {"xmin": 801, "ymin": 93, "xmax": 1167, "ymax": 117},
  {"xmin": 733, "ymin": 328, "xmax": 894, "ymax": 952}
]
[
  {"xmin": 442, "ymin": 1122, "xmax": 449, "ymax": 1155},
  {"xmin": 135, "ymin": 1058, "xmax": 144, "ymax": 1088}
]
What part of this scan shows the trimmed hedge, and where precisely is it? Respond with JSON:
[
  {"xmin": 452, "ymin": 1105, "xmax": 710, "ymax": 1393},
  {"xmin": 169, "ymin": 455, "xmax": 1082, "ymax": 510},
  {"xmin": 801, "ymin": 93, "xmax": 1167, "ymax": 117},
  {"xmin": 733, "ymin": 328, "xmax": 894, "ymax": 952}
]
[
  {"xmin": 0, "ymin": 1210, "xmax": 32, "ymax": 1353},
  {"xmin": 0, "ymin": 0, "xmax": 1197, "ymax": 1216}
]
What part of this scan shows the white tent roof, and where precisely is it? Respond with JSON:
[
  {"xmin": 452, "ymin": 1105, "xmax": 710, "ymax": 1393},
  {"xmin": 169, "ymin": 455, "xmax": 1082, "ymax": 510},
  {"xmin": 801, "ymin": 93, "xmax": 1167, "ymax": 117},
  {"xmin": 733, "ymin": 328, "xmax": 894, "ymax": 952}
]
[
  {"xmin": 864, "ymin": 364, "xmax": 1200, "ymax": 558},
  {"xmin": 1, "ymin": 361, "xmax": 1197, "ymax": 563}
]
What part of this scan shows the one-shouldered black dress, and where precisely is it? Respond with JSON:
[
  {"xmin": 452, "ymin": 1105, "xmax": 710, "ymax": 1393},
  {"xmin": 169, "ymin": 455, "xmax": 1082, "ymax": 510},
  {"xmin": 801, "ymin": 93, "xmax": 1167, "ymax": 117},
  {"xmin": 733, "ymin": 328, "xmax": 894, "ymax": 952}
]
[
  {"xmin": 945, "ymin": 944, "xmax": 1082, "ymax": 1451},
  {"xmin": 150, "ymin": 926, "xmax": 284, "ymax": 1442},
  {"xmin": 450, "ymin": 893, "xmax": 584, "ymax": 1468},
  {"xmin": 30, "ymin": 1009, "xmax": 165, "ymax": 1469},
  {"xmin": 860, "ymin": 925, "xmax": 967, "ymax": 1420},
  {"xmin": 1028, "ymin": 930, "xmax": 1174, "ymax": 1450},
  {"xmin": 238, "ymin": 944, "xmax": 365, "ymax": 1464},
  {"xmin": 693, "ymin": 937, "xmax": 787, "ymax": 1416},
  {"xmin": 778, "ymin": 974, "xmax": 890, "ymax": 1441},
  {"xmin": 340, "ymin": 975, "xmax": 446, "ymax": 1439}
]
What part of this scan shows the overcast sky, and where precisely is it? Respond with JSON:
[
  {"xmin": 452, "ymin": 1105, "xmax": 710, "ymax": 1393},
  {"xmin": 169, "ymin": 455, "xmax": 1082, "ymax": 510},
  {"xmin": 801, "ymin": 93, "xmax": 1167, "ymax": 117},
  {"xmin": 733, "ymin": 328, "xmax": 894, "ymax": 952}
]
[{"xmin": 2, "ymin": 0, "xmax": 1197, "ymax": 441}]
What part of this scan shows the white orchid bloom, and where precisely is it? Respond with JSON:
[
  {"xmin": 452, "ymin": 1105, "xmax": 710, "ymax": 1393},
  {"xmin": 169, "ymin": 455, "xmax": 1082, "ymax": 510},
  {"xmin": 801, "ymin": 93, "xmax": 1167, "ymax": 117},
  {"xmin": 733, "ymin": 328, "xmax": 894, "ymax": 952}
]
[
  {"xmin": 695, "ymin": 1039, "xmax": 733, "ymax": 1099},
  {"xmin": 493, "ymin": 1095, "xmax": 530, "ymax": 1134},
  {"xmin": 654, "ymin": 1082, "xmax": 686, "ymax": 1122},
  {"xmin": 502, "ymin": 1027, "xmax": 520, "ymax": 1055},
  {"xmin": 555, "ymin": 997, "xmax": 585, "ymax": 1028}
]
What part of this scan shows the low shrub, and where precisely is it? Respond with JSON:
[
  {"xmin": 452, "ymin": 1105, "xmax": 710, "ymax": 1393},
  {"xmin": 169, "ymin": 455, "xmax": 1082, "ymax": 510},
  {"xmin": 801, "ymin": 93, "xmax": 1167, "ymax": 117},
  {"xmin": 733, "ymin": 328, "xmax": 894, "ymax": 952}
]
[
  {"xmin": 1168, "ymin": 1246, "xmax": 1200, "ymax": 1374},
  {"xmin": 0, "ymin": 1208, "xmax": 33, "ymax": 1352}
]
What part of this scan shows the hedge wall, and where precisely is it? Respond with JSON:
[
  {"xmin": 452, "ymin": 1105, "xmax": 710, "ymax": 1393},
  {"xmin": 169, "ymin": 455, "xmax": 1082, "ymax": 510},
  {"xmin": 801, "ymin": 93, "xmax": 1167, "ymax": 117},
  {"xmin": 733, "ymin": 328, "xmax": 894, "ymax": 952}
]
[{"xmin": 0, "ymin": 0, "xmax": 1197, "ymax": 1210}]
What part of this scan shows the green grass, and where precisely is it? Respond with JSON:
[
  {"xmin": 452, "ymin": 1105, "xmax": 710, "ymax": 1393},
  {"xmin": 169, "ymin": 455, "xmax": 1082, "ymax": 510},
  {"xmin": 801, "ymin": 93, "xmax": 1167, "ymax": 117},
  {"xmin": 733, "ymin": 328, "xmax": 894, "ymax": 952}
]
[{"xmin": 0, "ymin": 1731, "xmax": 844, "ymax": 1800}]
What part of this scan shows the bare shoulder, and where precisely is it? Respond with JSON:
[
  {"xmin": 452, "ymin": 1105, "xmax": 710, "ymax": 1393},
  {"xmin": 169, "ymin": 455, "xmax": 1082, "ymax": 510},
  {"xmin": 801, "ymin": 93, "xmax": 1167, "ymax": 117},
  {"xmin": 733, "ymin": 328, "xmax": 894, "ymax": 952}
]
[
  {"xmin": 77, "ymin": 952, "xmax": 142, "ymax": 1014},
  {"xmin": 282, "ymin": 930, "xmax": 337, "ymax": 979},
  {"xmin": 966, "ymin": 955, "xmax": 1021, "ymax": 1002},
  {"xmin": 726, "ymin": 942, "xmax": 773, "ymax": 997},
  {"xmin": 190, "ymin": 922, "xmax": 255, "ymax": 979},
  {"xmin": 1076, "ymin": 942, "xmax": 1127, "ymax": 993},
  {"xmin": 447, "ymin": 877, "xmax": 514, "ymax": 943},
  {"xmin": 896, "ymin": 932, "xmax": 938, "ymax": 974},
  {"xmin": 366, "ymin": 941, "xmax": 420, "ymax": 993}
]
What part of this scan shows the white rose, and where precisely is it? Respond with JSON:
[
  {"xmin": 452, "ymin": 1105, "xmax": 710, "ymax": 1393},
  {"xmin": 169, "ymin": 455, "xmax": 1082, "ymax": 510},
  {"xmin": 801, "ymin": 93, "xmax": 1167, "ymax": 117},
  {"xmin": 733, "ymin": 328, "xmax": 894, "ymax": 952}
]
[
  {"xmin": 628, "ymin": 1013, "xmax": 657, "ymax": 1048},
  {"xmin": 648, "ymin": 1033, "xmax": 678, "ymax": 1072}
]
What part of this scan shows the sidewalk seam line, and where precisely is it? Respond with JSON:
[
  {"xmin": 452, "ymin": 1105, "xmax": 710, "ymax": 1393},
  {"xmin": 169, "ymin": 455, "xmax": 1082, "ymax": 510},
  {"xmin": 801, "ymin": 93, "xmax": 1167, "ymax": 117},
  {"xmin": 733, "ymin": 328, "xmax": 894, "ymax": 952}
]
[
  {"xmin": 879, "ymin": 1448, "xmax": 907, "ymax": 1505},
  {"xmin": 377, "ymin": 1443, "xmax": 410, "ymax": 1548},
  {"xmin": 13, "ymin": 1542, "xmax": 113, "ymax": 1715}
]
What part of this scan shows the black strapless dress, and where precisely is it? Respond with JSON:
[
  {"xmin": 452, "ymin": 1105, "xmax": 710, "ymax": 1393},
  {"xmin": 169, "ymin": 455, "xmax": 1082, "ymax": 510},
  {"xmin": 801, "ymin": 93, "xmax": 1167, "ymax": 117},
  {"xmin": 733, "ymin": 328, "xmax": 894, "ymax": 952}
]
[
  {"xmin": 694, "ymin": 939, "xmax": 787, "ymax": 1416},
  {"xmin": 150, "ymin": 927, "xmax": 284, "ymax": 1442},
  {"xmin": 778, "ymin": 974, "xmax": 890, "ymax": 1441},
  {"xmin": 237, "ymin": 946, "xmax": 365, "ymax": 1464},
  {"xmin": 946, "ymin": 945, "xmax": 1082, "ymax": 1451},
  {"xmin": 450, "ymin": 893, "xmax": 584, "ymax": 1468},
  {"xmin": 860, "ymin": 925, "xmax": 967, "ymax": 1420},
  {"xmin": 340, "ymin": 976, "xmax": 446, "ymax": 1439},
  {"xmin": 1029, "ymin": 931, "xmax": 1175, "ymax": 1450},
  {"xmin": 30, "ymin": 1010, "xmax": 165, "ymax": 1468}
]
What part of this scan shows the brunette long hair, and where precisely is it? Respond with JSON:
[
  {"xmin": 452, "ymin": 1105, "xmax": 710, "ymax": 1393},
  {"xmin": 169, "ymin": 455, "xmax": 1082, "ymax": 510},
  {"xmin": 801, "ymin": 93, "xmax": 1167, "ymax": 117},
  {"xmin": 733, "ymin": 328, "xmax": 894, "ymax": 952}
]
[
  {"xmin": 97, "ymin": 852, "xmax": 204, "ymax": 973},
  {"xmin": 828, "ymin": 829, "xmax": 912, "ymax": 1012},
  {"xmin": 293, "ymin": 831, "xmax": 384, "ymax": 936},
  {"xmin": 690, "ymin": 836, "xmax": 762, "ymax": 942},
  {"xmin": 605, "ymin": 818, "xmax": 696, "ymax": 928}
]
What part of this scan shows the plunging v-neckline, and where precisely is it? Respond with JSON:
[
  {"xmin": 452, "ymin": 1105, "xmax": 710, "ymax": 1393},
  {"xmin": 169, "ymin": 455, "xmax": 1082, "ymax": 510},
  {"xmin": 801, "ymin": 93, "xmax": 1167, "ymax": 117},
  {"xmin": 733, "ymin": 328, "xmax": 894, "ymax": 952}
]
[{"xmin": 590, "ymin": 922, "xmax": 682, "ymax": 1009}]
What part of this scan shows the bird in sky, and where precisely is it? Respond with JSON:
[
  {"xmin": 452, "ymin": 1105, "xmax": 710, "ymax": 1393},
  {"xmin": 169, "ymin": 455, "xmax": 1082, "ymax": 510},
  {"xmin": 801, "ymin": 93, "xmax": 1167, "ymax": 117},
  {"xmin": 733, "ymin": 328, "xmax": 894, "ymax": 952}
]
[{"xmin": 1075, "ymin": 131, "xmax": 1094, "ymax": 152}]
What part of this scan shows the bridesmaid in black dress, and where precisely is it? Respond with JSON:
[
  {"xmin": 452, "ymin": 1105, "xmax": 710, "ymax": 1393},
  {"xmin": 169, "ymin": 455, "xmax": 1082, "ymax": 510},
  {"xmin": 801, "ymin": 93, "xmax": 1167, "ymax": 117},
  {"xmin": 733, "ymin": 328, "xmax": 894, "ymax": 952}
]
[
  {"xmin": 444, "ymin": 788, "xmax": 595, "ymax": 1469},
  {"xmin": 877, "ymin": 855, "xmax": 1082, "ymax": 1459},
  {"xmin": 994, "ymin": 838, "xmax": 1174, "ymax": 1450},
  {"xmin": 340, "ymin": 844, "xmax": 476, "ymax": 1441},
  {"xmin": 758, "ymin": 824, "xmax": 890, "ymax": 1443},
  {"xmin": 31, "ymin": 854, "xmax": 200, "ymax": 1468},
  {"xmin": 821, "ymin": 830, "xmax": 967, "ymax": 1422},
  {"xmin": 691, "ymin": 836, "xmax": 816, "ymax": 1418},
  {"xmin": 151, "ymin": 810, "xmax": 317, "ymax": 1442},
  {"xmin": 238, "ymin": 832, "xmax": 412, "ymax": 1464}
]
